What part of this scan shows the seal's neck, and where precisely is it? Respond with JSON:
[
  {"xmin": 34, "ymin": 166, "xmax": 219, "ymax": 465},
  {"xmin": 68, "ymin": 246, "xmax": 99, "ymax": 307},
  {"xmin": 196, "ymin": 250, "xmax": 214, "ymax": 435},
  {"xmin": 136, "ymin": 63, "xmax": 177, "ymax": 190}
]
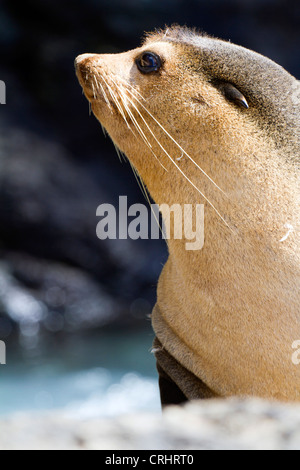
[
  {"xmin": 141, "ymin": 128, "xmax": 299, "ymax": 319},
  {"xmin": 151, "ymin": 146, "xmax": 300, "ymax": 400}
]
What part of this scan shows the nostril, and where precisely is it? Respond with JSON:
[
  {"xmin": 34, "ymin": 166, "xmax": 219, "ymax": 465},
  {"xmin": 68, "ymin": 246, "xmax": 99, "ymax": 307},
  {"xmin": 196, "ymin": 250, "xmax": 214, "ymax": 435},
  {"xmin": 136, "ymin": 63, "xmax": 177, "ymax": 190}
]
[
  {"xmin": 75, "ymin": 59, "xmax": 88, "ymax": 76},
  {"xmin": 75, "ymin": 55, "xmax": 95, "ymax": 84},
  {"xmin": 75, "ymin": 54, "xmax": 97, "ymax": 98},
  {"xmin": 75, "ymin": 53, "xmax": 97, "ymax": 69}
]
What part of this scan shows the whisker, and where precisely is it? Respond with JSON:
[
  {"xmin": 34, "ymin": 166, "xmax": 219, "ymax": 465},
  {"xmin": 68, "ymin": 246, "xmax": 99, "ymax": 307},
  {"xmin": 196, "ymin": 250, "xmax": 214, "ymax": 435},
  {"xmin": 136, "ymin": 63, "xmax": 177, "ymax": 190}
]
[
  {"xmin": 129, "ymin": 161, "xmax": 165, "ymax": 238},
  {"xmin": 100, "ymin": 75, "xmax": 130, "ymax": 128},
  {"xmin": 123, "ymin": 94, "xmax": 169, "ymax": 172},
  {"xmin": 94, "ymin": 75, "xmax": 112, "ymax": 110},
  {"xmin": 118, "ymin": 87, "xmax": 168, "ymax": 172},
  {"xmin": 118, "ymin": 88, "xmax": 153, "ymax": 149},
  {"xmin": 129, "ymin": 160, "xmax": 148, "ymax": 201},
  {"xmin": 124, "ymin": 85, "xmax": 227, "ymax": 197},
  {"xmin": 91, "ymin": 81, "xmax": 96, "ymax": 99},
  {"xmin": 90, "ymin": 73, "xmax": 231, "ymax": 229},
  {"xmin": 96, "ymin": 74, "xmax": 167, "ymax": 172},
  {"xmin": 98, "ymin": 76, "xmax": 151, "ymax": 160},
  {"xmin": 111, "ymin": 84, "xmax": 147, "ymax": 142},
  {"xmin": 100, "ymin": 123, "xmax": 107, "ymax": 137},
  {"xmin": 124, "ymin": 88, "xmax": 231, "ymax": 229},
  {"xmin": 113, "ymin": 141, "xmax": 123, "ymax": 163},
  {"xmin": 118, "ymin": 76, "xmax": 146, "ymax": 101}
]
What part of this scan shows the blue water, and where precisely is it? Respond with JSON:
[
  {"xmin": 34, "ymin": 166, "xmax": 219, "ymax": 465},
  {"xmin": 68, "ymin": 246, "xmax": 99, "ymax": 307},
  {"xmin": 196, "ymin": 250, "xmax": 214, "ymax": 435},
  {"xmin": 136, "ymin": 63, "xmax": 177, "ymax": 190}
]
[{"xmin": 0, "ymin": 329, "xmax": 161, "ymax": 417}]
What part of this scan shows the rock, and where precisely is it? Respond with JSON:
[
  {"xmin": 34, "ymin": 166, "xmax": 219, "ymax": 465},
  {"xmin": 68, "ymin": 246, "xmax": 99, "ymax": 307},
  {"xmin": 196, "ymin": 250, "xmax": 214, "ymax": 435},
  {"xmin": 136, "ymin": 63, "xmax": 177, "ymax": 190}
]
[
  {"xmin": 0, "ymin": 258, "xmax": 120, "ymax": 339},
  {"xmin": 1, "ymin": 398, "xmax": 300, "ymax": 450},
  {"xmin": 0, "ymin": 119, "xmax": 166, "ymax": 340}
]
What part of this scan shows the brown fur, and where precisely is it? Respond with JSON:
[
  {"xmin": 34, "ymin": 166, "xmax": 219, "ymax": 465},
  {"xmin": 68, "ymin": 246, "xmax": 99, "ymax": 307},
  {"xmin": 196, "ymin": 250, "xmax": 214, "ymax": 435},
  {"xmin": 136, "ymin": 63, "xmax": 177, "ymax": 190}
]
[{"xmin": 75, "ymin": 26, "xmax": 300, "ymax": 401}]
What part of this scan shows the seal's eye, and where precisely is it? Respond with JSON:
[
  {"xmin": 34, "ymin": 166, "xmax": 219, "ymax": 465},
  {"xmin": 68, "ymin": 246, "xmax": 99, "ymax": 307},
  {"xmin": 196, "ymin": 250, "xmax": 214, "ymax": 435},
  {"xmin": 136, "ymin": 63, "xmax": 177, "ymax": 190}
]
[{"xmin": 136, "ymin": 52, "xmax": 162, "ymax": 74}]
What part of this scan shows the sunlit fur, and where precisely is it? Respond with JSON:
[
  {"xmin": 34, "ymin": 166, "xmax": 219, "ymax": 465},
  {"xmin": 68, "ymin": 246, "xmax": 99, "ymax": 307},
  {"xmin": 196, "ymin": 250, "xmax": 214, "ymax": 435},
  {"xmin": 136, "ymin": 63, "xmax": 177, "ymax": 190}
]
[{"xmin": 76, "ymin": 26, "xmax": 300, "ymax": 401}]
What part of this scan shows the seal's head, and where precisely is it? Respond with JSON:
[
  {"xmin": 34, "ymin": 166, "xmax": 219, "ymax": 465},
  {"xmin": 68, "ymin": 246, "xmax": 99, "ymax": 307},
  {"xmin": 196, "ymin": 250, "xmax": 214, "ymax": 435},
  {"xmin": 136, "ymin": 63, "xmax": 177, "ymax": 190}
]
[{"xmin": 75, "ymin": 26, "xmax": 299, "ymax": 219}]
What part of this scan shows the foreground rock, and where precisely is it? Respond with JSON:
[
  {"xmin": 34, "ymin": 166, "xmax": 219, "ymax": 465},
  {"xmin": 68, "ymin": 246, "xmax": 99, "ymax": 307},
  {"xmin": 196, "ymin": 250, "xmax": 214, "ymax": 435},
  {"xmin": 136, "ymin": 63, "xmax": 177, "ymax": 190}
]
[{"xmin": 1, "ymin": 398, "xmax": 300, "ymax": 450}]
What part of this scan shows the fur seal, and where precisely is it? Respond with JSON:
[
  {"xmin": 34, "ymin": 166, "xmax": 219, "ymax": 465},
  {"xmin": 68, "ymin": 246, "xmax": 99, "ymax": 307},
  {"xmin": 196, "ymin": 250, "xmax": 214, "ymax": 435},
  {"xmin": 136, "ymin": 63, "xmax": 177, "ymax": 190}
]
[{"xmin": 75, "ymin": 26, "xmax": 300, "ymax": 403}]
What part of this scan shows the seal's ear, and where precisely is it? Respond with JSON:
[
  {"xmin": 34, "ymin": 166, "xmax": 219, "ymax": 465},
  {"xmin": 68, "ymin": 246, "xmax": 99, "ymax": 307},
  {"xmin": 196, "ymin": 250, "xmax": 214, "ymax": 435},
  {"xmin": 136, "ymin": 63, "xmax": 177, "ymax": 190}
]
[{"xmin": 220, "ymin": 83, "xmax": 249, "ymax": 109}]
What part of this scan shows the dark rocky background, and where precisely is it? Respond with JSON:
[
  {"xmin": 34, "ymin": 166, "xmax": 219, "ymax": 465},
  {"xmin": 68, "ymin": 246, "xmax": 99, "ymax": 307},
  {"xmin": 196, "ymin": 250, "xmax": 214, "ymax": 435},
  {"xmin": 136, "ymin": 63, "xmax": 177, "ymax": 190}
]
[{"xmin": 0, "ymin": 0, "xmax": 299, "ymax": 352}]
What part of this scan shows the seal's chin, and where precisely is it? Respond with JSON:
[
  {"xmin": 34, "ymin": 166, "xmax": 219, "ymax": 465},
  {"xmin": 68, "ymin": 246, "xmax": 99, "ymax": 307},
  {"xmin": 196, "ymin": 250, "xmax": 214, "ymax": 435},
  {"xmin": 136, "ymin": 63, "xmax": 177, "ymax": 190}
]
[{"xmin": 78, "ymin": 81, "xmax": 94, "ymax": 102}]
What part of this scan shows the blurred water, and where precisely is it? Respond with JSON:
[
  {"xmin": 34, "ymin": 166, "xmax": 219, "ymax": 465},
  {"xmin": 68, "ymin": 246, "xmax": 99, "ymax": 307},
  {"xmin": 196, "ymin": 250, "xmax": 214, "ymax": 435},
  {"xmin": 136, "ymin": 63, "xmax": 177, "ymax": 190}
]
[{"xmin": 0, "ymin": 328, "xmax": 161, "ymax": 417}]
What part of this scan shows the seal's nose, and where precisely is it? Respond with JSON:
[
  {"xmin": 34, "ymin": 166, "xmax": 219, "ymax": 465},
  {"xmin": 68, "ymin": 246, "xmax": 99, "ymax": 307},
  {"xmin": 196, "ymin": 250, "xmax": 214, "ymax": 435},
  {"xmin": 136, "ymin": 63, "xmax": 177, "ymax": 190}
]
[
  {"xmin": 75, "ymin": 54, "xmax": 99, "ymax": 98},
  {"xmin": 75, "ymin": 53, "xmax": 96, "ymax": 67},
  {"xmin": 75, "ymin": 53, "xmax": 98, "ymax": 78},
  {"xmin": 75, "ymin": 54, "xmax": 98, "ymax": 90}
]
